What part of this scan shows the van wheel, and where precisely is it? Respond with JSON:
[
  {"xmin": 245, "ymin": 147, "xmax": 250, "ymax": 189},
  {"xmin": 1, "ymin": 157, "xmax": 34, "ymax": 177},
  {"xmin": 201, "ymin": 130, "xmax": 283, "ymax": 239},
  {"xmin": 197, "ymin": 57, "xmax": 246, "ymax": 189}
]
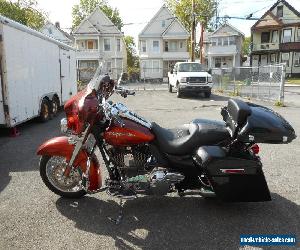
[
  {"xmin": 51, "ymin": 96, "xmax": 60, "ymax": 117},
  {"xmin": 177, "ymin": 88, "xmax": 182, "ymax": 98},
  {"xmin": 168, "ymin": 82, "xmax": 172, "ymax": 93},
  {"xmin": 39, "ymin": 99, "xmax": 51, "ymax": 122}
]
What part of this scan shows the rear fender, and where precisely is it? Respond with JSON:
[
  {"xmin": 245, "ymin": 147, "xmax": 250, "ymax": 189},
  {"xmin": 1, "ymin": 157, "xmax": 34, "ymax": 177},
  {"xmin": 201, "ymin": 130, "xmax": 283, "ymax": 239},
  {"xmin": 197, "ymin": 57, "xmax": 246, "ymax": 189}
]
[{"xmin": 37, "ymin": 136, "xmax": 102, "ymax": 191}]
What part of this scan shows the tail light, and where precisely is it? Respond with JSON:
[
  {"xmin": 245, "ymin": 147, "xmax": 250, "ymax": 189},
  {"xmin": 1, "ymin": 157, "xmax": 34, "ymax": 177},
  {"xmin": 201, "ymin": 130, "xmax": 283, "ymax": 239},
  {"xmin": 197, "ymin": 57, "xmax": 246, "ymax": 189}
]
[{"xmin": 251, "ymin": 144, "xmax": 260, "ymax": 155}]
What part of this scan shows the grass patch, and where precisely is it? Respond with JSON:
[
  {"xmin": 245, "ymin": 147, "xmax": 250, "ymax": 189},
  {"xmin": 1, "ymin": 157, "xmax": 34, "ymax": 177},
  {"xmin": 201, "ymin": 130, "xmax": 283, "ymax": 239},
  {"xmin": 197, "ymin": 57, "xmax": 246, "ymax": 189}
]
[
  {"xmin": 274, "ymin": 101, "xmax": 285, "ymax": 107},
  {"xmin": 286, "ymin": 78, "xmax": 300, "ymax": 85}
]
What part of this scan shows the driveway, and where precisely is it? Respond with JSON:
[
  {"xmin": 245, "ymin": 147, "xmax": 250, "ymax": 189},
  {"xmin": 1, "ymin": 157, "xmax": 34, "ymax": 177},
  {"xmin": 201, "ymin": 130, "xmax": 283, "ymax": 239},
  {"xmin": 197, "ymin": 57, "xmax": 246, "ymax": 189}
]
[{"xmin": 0, "ymin": 90, "xmax": 299, "ymax": 249}]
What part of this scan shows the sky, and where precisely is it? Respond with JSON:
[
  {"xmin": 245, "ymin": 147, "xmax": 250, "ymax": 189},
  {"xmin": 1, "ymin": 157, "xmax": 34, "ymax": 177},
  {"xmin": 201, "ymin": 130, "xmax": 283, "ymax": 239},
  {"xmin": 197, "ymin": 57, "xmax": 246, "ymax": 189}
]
[{"xmin": 36, "ymin": 0, "xmax": 300, "ymax": 42}]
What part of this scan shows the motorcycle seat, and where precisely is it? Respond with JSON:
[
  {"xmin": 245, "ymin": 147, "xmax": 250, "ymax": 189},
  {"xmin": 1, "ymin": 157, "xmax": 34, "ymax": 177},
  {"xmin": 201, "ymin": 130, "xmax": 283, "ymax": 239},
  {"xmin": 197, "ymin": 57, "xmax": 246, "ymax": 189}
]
[{"xmin": 151, "ymin": 119, "xmax": 230, "ymax": 155}]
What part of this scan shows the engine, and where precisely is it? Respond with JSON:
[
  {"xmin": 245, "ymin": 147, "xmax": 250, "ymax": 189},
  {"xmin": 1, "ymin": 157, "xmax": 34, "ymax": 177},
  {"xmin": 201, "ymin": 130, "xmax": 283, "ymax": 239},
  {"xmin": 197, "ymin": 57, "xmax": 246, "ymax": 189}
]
[{"xmin": 106, "ymin": 145, "xmax": 185, "ymax": 196}]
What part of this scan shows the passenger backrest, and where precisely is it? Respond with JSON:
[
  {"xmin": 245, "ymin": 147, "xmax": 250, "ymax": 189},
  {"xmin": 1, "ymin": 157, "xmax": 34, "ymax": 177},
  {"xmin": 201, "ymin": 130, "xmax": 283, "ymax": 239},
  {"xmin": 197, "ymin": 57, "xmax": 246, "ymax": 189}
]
[{"xmin": 221, "ymin": 99, "xmax": 252, "ymax": 137}]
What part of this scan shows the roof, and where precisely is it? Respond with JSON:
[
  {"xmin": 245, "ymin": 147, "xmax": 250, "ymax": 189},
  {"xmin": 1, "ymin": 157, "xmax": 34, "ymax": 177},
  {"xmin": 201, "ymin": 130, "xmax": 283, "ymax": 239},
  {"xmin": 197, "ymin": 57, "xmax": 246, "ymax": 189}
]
[
  {"xmin": 0, "ymin": 15, "xmax": 74, "ymax": 50},
  {"xmin": 251, "ymin": 0, "xmax": 300, "ymax": 30},
  {"xmin": 43, "ymin": 22, "xmax": 74, "ymax": 42},
  {"xmin": 139, "ymin": 5, "xmax": 189, "ymax": 37},
  {"xmin": 73, "ymin": 7, "xmax": 123, "ymax": 36},
  {"xmin": 211, "ymin": 22, "xmax": 244, "ymax": 37}
]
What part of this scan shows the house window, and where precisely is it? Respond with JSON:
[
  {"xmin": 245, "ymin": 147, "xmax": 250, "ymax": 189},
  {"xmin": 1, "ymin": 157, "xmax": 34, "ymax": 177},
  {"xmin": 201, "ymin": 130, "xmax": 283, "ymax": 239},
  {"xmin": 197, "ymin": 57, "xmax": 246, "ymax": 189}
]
[
  {"xmin": 215, "ymin": 58, "xmax": 221, "ymax": 68},
  {"xmin": 141, "ymin": 40, "xmax": 146, "ymax": 52},
  {"xmin": 283, "ymin": 29, "xmax": 292, "ymax": 43},
  {"xmin": 281, "ymin": 53, "xmax": 290, "ymax": 67},
  {"xmin": 116, "ymin": 39, "xmax": 121, "ymax": 52},
  {"xmin": 164, "ymin": 41, "xmax": 169, "ymax": 52},
  {"xmin": 229, "ymin": 36, "xmax": 235, "ymax": 45},
  {"xmin": 270, "ymin": 54, "xmax": 276, "ymax": 64},
  {"xmin": 211, "ymin": 38, "xmax": 216, "ymax": 46},
  {"xmin": 104, "ymin": 39, "xmax": 111, "ymax": 51},
  {"xmin": 272, "ymin": 30, "xmax": 278, "ymax": 43},
  {"xmin": 217, "ymin": 38, "xmax": 222, "ymax": 46},
  {"xmin": 153, "ymin": 60, "xmax": 160, "ymax": 73},
  {"xmin": 277, "ymin": 6, "xmax": 283, "ymax": 17},
  {"xmin": 141, "ymin": 60, "xmax": 150, "ymax": 73},
  {"xmin": 294, "ymin": 52, "xmax": 300, "ymax": 67},
  {"xmin": 162, "ymin": 20, "xmax": 165, "ymax": 27},
  {"xmin": 261, "ymin": 32, "xmax": 270, "ymax": 43},
  {"xmin": 48, "ymin": 28, "xmax": 52, "ymax": 35},
  {"xmin": 223, "ymin": 38, "xmax": 228, "ymax": 46},
  {"xmin": 179, "ymin": 42, "xmax": 183, "ymax": 49},
  {"xmin": 170, "ymin": 41, "xmax": 177, "ymax": 51},
  {"xmin": 296, "ymin": 28, "xmax": 300, "ymax": 42},
  {"xmin": 153, "ymin": 41, "xmax": 159, "ymax": 53}
]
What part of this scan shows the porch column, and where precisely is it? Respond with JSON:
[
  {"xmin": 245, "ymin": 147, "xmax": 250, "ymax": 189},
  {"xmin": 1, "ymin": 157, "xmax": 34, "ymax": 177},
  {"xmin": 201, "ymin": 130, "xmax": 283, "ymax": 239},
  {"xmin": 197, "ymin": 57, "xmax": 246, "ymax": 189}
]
[{"xmin": 233, "ymin": 54, "xmax": 236, "ymax": 68}]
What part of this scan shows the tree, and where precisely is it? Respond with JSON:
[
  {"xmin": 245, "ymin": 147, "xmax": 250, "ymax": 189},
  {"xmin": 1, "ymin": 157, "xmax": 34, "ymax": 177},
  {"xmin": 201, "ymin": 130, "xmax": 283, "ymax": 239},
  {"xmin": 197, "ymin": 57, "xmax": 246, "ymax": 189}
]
[
  {"xmin": 124, "ymin": 36, "xmax": 139, "ymax": 81},
  {"xmin": 242, "ymin": 37, "xmax": 251, "ymax": 56},
  {"xmin": 165, "ymin": 0, "xmax": 217, "ymax": 33},
  {"xmin": 0, "ymin": 0, "xmax": 47, "ymax": 30},
  {"xmin": 72, "ymin": 0, "xmax": 123, "ymax": 31}
]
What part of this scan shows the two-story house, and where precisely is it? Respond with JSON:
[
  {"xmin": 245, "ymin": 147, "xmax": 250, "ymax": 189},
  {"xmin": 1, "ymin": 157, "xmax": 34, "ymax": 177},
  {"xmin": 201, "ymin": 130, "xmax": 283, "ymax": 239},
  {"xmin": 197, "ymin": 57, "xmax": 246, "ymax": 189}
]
[
  {"xmin": 207, "ymin": 23, "xmax": 244, "ymax": 69},
  {"xmin": 138, "ymin": 5, "xmax": 190, "ymax": 81},
  {"xmin": 251, "ymin": 0, "xmax": 300, "ymax": 76},
  {"xmin": 40, "ymin": 22, "xmax": 74, "ymax": 46},
  {"xmin": 72, "ymin": 8, "xmax": 127, "ymax": 81}
]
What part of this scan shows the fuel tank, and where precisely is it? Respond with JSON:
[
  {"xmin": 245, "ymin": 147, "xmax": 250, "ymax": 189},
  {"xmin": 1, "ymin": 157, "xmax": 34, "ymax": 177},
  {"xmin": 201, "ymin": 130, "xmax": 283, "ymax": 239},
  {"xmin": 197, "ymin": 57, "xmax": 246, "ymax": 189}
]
[{"xmin": 104, "ymin": 118, "xmax": 155, "ymax": 146}]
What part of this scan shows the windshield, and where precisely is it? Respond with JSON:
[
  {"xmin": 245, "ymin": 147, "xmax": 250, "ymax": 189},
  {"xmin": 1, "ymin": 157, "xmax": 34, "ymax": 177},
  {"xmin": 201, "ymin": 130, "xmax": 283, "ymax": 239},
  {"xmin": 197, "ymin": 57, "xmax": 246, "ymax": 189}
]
[
  {"xmin": 88, "ymin": 65, "xmax": 105, "ymax": 90},
  {"xmin": 178, "ymin": 63, "xmax": 205, "ymax": 72}
]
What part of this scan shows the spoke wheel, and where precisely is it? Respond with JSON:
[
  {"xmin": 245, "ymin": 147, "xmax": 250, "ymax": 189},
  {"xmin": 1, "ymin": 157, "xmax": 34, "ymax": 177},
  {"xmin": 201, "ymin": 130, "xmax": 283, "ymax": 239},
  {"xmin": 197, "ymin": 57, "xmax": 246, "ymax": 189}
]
[{"xmin": 40, "ymin": 155, "xmax": 86, "ymax": 198}]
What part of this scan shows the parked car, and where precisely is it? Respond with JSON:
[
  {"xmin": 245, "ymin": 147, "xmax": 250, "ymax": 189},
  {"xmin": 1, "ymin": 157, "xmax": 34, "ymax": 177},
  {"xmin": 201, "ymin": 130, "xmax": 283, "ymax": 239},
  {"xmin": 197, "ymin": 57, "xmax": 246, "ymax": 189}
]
[{"xmin": 168, "ymin": 62, "xmax": 213, "ymax": 98}]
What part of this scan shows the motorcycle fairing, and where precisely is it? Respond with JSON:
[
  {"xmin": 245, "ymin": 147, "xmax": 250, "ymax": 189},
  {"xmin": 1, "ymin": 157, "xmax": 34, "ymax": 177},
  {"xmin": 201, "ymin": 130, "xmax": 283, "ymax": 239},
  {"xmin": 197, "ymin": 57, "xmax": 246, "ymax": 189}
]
[
  {"xmin": 37, "ymin": 136, "xmax": 102, "ymax": 191},
  {"xmin": 195, "ymin": 146, "xmax": 271, "ymax": 202}
]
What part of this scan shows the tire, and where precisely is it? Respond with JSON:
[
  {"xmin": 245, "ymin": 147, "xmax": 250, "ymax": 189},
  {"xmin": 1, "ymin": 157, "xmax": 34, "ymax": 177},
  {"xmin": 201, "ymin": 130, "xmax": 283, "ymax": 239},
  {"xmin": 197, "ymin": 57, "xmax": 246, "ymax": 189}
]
[
  {"xmin": 39, "ymin": 99, "xmax": 51, "ymax": 122},
  {"xmin": 168, "ymin": 82, "xmax": 173, "ymax": 93},
  {"xmin": 177, "ymin": 84, "xmax": 182, "ymax": 98},
  {"xmin": 204, "ymin": 90, "xmax": 211, "ymax": 98},
  {"xmin": 39, "ymin": 155, "xmax": 87, "ymax": 198},
  {"xmin": 51, "ymin": 96, "xmax": 60, "ymax": 117}
]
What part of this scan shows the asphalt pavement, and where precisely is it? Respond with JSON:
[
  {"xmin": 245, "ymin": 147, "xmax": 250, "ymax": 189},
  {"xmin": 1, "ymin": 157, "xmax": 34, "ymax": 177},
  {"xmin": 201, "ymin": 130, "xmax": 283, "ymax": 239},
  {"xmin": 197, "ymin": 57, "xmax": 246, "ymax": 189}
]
[{"xmin": 0, "ymin": 90, "xmax": 299, "ymax": 250}]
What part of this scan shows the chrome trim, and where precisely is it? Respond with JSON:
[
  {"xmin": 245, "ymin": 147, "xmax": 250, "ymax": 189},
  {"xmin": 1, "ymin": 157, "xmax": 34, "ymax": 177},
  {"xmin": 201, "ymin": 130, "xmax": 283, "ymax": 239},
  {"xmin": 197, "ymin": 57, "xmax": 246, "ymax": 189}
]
[
  {"xmin": 60, "ymin": 118, "xmax": 68, "ymax": 134},
  {"xmin": 113, "ymin": 102, "xmax": 152, "ymax": 128}
]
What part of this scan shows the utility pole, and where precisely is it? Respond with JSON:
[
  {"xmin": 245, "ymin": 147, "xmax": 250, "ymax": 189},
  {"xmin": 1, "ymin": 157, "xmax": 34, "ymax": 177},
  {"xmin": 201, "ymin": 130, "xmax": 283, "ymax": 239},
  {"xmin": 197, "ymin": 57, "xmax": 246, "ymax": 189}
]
[{"xmin": 191, "ymin": 0, "xmax": 195, "ymax": 62}]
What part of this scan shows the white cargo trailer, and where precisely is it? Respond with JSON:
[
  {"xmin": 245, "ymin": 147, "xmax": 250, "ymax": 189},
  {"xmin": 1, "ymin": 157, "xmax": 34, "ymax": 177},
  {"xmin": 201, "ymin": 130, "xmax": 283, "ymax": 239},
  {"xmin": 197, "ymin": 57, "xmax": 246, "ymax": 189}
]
[{"xmin": 0, "ymin": 15, "xmax": 77, "ymax": 128}]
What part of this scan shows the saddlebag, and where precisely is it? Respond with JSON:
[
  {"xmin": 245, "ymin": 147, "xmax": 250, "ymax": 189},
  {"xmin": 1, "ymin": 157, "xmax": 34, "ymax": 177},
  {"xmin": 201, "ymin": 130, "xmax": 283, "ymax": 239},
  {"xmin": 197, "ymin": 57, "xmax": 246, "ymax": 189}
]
[{"xmin": 195, "ymin": 146, "xmax": 271, "ymax": 202}]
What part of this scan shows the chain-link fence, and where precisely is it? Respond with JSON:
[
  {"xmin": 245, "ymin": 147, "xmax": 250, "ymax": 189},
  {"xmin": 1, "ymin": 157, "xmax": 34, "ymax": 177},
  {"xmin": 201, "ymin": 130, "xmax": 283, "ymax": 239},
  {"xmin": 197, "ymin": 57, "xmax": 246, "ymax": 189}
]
[{"xmin": 211, "ymin": 64, "xmax": 286, "ymax": 103}]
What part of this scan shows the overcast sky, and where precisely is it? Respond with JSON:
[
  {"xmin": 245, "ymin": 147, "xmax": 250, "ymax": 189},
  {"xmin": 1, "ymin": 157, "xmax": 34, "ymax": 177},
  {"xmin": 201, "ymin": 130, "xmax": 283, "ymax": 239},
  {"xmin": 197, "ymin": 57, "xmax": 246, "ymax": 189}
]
[{"xmin": 37, "ymin": 0, "xmax": 300, "ymax": 41}]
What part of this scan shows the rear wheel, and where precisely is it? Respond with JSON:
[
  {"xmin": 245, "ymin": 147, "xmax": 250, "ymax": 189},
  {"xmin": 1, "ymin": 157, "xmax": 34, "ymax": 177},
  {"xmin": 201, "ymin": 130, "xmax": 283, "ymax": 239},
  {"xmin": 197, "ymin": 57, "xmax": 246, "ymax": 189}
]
[
  {"xmin": 39, "ymin": 99, "xmax": 51, "ymax": 122},
  {"xmin": 204, "ymin": 90, "xmax": 211, "ymax": 98},
  {"xmin": 51, "ymin": 96, "xmax": 60, "ymax": 117},
  {"xmin": 168, "ymin": 82, "xmax": 173, "ymax": 93},
  {"xmin": 39, "ymin": 155, "xmax": 86, "ymax": 198}
]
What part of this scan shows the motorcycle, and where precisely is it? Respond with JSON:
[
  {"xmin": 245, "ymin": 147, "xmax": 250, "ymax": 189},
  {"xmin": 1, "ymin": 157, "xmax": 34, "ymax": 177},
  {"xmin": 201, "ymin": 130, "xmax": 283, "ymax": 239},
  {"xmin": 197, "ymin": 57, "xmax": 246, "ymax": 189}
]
[{"xmin": 37, "ymin": 66, "xmax": 296, "ymax": 217}]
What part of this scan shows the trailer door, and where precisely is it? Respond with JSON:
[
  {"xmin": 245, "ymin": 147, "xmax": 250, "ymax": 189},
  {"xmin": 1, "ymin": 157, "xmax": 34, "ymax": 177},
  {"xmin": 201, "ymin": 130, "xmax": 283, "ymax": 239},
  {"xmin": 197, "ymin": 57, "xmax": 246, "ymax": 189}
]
[
  {"xmin": 60, "ymin": 48, "xmax": 76, "ymax": 103},
  {"xmin": 0, "ymin": 73, "xmax": 5, "ymax": 125}
]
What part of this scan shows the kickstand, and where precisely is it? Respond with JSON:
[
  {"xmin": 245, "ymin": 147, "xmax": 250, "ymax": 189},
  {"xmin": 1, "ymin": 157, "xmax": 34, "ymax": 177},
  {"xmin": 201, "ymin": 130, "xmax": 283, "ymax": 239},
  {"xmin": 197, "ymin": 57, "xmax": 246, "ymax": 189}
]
[{"xmin": 108, "ymin": 199, "xmax": 124, "ymax": 225}]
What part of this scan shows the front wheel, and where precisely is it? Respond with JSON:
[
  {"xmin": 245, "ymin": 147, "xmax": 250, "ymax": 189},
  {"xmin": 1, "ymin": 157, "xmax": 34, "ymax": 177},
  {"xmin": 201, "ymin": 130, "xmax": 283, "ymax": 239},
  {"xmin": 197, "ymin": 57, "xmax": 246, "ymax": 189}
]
[
  {"xmin": 39, "ymin": 155, "xmax": 86, "ymax": 198},
  {"xmin": 204, "ymin": 90, "xmax": 211, "ymax": 98}
]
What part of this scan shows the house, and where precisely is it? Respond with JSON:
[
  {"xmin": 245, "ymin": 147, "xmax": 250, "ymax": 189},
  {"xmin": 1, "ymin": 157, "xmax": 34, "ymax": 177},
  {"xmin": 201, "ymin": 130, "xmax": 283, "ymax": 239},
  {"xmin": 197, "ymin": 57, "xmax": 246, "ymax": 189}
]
[
  {"xmin": 40, "ymin": 22, "xmax": 74, "ymax": 46},
  {"xmin": 251, "ymin": 0, "xmax": 300, "ymax": 76},
  {"xmin": 138, "ymin": 5, "xmax": 190, "ymax": 81},
  {"xmin": 206, "ymin": 23, "xmax": 244, "ymax": 69},
  {"xmin": 72, "ymin": 8, "xmax": 127, "ymax": 81}
]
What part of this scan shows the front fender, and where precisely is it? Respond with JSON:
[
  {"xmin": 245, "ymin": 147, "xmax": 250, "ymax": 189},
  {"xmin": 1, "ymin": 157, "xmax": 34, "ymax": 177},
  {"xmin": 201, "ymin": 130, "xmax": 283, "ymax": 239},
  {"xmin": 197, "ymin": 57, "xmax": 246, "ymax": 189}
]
[{"xmin": 37, "ymin": 136, "xmax": 102, "ymax": 191}]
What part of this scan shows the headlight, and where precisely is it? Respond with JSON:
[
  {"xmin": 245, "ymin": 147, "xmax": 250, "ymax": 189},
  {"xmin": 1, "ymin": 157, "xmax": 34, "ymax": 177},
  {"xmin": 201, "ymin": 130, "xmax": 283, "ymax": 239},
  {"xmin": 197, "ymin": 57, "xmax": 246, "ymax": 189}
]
[
  {"xmin": 60, "ymin": 118, "xmax": 68, "ymax": 134},
  {"xmin": 180, "ymin": 77, "xmax": 187, "ymax": 83},
  {"xmin": 208, "ymin": 76, "xmax": 212, "ymax": 83}
]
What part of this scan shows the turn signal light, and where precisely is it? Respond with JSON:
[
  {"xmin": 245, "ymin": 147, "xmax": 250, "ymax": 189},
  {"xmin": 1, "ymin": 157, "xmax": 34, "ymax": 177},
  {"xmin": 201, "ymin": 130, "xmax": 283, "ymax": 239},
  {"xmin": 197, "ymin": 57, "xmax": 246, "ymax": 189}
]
[{"xmin": 251, "ymin": 144, "xmax": 260, "ymax": 154}]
